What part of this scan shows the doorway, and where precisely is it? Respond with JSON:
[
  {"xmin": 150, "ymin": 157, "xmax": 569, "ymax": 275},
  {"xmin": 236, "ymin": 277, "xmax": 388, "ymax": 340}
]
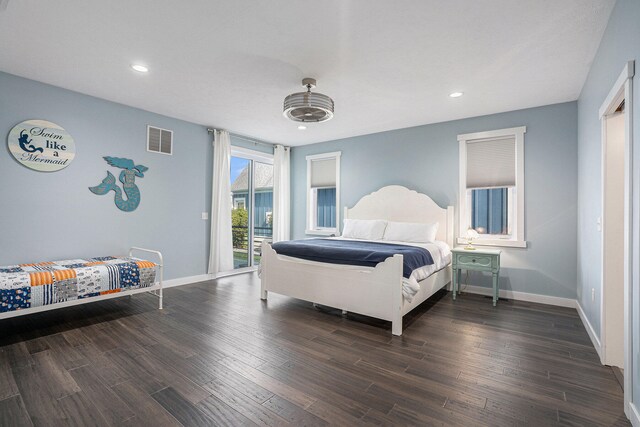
[
  {"xmin": 599, "ymin": 60, "xmax": 634, "ymax": 416},
  {"xmin": 229, "ymin": 147, "xmax": 274, "ymax": 270}
]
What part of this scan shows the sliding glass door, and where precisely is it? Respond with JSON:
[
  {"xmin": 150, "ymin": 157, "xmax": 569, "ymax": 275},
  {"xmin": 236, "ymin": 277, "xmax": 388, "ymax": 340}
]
[{"xmin": 230, "ymin": 149, "xmax": 273, "ymax": 269}]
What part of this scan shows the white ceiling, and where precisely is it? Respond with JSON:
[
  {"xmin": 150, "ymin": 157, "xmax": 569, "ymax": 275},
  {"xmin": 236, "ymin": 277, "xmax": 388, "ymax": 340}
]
[{"xmin": 0, "ymin": 0, "xmax": 615, "ymax": 146}]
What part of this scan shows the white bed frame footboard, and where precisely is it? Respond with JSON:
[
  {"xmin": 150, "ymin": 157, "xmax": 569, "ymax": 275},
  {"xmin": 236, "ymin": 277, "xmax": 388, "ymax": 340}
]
[
  {"xmin": 261, "ymin": 245, "xmax": 406, "ymax": 334},
  {"xmin": 0, "ymin": 247, "xmax": 164, "ymax": 321},
  {"xmin": 260, "ymin": 185, "xmax": 454, "ymax": 336}
]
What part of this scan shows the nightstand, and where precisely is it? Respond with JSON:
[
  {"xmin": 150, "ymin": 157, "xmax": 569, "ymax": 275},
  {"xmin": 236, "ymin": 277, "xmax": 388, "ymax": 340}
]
[{"xmin": 451, "ymin": 247, "xmax": 501, "ymax": 306}]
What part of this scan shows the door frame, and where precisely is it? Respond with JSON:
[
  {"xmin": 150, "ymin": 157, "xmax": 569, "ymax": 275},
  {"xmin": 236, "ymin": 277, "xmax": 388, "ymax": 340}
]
[{"xmin": 599, "ymin": 60, "xmax": 634, "ymax": 416}]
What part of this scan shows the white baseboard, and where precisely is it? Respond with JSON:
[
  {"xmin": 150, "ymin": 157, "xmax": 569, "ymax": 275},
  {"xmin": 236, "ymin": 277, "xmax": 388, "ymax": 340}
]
[
  {"xmin": 576, "ymin": 301, "xmax": 603, "ymax": 362},
  {"xmin": 461, "ymin": 285, "xmax": 577, "ymax": 308},
  {"xmin": 163, "ymin": 274, "xmax": 214, "ymax": 289},
  {"xmin": 162, "ymin": 267, "xmax": 258, "ymax": 289},
  {"xmin": 629, "ymin": 401, "xmax": 640, "ymax": 427}
]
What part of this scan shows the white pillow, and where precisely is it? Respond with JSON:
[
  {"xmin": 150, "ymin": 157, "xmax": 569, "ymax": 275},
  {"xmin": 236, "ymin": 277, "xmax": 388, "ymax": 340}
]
[
  {"xmin": 383, "ymin": 221, "xmax": 439, "ymax": 243},
  {"xmin": 342, "ymin": 219, "xmax": 387, "ymax": 240}
]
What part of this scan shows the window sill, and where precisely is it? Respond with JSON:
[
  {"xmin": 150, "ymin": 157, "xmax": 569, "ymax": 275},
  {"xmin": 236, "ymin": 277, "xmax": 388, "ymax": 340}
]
[
  {"xmin": 456, "ymin": 237, "xmax": 527, "ymax": 248},
  {"xmin": 306, "ymin": 229, "xmax": 338, "ymax": 236}
]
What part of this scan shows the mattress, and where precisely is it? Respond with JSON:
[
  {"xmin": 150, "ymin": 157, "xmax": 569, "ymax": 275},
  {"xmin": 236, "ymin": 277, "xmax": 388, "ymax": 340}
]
[{"xmin": 0, "ymin": 256, "xmax": 157, "ymax": 313}]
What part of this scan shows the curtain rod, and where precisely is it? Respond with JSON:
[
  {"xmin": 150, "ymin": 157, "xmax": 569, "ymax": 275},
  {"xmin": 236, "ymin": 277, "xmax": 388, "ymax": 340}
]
[{"xmin": 207, "ymin": 128, "xmax": 283, "ymax": 149}]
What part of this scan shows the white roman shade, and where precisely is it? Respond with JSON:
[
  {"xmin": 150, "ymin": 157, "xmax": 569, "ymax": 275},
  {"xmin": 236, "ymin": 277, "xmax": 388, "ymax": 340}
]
[
  {"xmin": 466, "ymin": 137, "xmax": 516, "ymax": 189},
  {"xmin": 310, "ymin": 158, "xmax": 336, "ymax": 188}
]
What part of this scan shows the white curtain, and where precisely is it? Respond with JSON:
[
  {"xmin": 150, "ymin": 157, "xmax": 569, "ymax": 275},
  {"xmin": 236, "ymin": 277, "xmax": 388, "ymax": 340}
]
[
  {"xmin": 208, "ymin": 130, "xmax": 234, "ymax": 274},
  {"xmin": 272, "ymin": 144, "xmax": 290, "ymax": 242}
]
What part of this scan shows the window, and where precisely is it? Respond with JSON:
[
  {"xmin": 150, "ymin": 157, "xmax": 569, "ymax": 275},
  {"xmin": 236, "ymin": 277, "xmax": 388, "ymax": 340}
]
[
  {"xmin": 471, "ymin": 188, "xmax": 509, "ymax": 235},
  {"xmin": 306, "ymin": 151, "xmax": 341, "ymax": 235},
  {"xmin": 233, "ymin": 197, "xmax": 246, "ymax": 210},
  {"xmin": 458, "ymin": 127, "xmax": 526, "ymax": 248}
]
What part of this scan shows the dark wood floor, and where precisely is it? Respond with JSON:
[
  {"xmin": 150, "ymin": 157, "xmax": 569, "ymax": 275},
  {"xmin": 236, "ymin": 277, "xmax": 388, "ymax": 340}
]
[{"xmin": 0, "ymin": 273, "xmax": 630, "ymax": 426}]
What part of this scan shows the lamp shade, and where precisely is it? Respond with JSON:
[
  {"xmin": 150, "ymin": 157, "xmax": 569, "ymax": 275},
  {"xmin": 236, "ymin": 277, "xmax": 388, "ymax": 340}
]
[{"xmin": 466, "ymin": 228, "xmax": 479, "ymax": 239}]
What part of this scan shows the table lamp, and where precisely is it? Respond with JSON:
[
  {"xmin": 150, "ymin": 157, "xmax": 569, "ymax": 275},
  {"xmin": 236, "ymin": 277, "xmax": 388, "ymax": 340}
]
[{"xmin": 465, "ymin": 228, "xmax": 479, "ymax": 250}]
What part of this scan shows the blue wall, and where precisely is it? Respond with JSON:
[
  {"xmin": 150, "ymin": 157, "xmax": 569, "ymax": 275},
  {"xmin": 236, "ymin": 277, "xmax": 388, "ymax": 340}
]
[
  {"xmin": 0, "ymin": 71, "xmax": 215, "ymax": 280},
  {"xmin": 291, "ymin": 102, "xmax": 579, "ymax": 299},
  {"xmin": 576, "ymin": 0, "xmax": 640, "ymax": 410}
]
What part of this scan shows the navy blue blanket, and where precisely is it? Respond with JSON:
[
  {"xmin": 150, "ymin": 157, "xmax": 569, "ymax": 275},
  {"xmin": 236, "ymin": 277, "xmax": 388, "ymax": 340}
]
[{"xmin": 270, "ymin": 239, "xmax": 433, "ymax": 279}]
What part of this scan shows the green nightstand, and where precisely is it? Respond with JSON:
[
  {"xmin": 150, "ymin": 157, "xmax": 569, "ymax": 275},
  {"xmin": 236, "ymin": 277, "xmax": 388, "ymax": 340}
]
[{"xmin": 451, "ymin": 247, "xmax": 501, "ymax": 306}]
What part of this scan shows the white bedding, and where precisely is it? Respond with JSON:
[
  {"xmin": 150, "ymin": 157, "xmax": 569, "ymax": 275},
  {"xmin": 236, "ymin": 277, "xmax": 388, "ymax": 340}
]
[
  {"xmin": 332, "ymin": 237, "xmax": 451, "ymax": 301},
  {"xmin": 263, "ymin": 237, "xmax": 451, "ymax": 302}
]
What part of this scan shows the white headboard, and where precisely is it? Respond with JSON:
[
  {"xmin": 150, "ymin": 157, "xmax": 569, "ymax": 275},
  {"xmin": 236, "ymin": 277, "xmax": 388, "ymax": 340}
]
[{"xmin": 343, "ymin": 185, "xmax": 455, "ymax": 247}]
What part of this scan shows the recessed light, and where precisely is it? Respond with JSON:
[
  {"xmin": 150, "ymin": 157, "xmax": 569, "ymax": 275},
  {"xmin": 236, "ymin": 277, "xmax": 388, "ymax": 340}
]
[
  {"xmin": 131, "ymin": 64, "xmax": 149, "ymax": 73},
  {"xmin": 298, "ymin": 125, "xmax": 307, "ymax": 130},
  {"xmin": 449, "ymin": 92, "xmax": 463, "ymax": 98}
]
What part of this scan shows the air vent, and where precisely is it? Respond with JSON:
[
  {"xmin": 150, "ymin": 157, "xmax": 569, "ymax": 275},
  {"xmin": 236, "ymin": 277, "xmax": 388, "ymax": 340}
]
[{"xmin": 147, "ymin": 125, "xmax": 173, "ymax": 155}]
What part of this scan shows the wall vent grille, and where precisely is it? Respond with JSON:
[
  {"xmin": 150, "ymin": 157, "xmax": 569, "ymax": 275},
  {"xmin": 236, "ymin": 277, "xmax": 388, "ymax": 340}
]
[{"xmin": 147, "ymin": 125, "xmax": 173, "ymax": 155}]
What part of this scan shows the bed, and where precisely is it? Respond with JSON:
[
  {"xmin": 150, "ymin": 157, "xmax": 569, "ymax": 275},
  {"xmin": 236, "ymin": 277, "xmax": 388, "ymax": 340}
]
[
  {"xmin": 0, "ymin": 247, "xmax": 163, "ymax": 320},
  {"xmin": 260, "ymin": 185, "xmax": 454, "ymax": 335}
]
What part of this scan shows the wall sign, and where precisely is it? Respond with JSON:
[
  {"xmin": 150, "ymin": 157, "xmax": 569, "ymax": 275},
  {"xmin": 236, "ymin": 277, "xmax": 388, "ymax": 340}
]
[
  {"xmin": 7, "ymin": 120, "xmax": 76, "ymax": 172},
  {"xmin": 89, "ymin": 156, "xmax": 149, "ymax": 212}
]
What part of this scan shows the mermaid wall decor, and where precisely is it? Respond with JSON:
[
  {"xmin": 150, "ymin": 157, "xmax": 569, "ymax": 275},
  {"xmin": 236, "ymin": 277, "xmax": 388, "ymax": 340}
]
[{"xmin": 89, "ymin": 156, "xmax": 149, "ymax": 212}]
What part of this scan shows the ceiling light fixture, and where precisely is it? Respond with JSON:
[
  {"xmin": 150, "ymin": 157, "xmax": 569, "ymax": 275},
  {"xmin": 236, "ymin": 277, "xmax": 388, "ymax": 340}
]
[
  {"xmin": 298, "ymin": 125, "xmax": 307, "ymax": 130},
  {"xmin": 449, "ymin": 91, "xmax": 464, "ymax": 98},
  {"xmin": 131, "ymin": 64, "xmax": 149, "ymax": 73},
  {"xmin": 284, "ymin": 78, "xmax": 334, "ymax": 123}
]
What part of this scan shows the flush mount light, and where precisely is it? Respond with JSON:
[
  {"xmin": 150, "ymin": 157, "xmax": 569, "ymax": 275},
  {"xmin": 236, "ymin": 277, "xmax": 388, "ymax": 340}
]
[
  {"xmin": 449, "ymin": 92, "xmax": 464, "ymax": 98},
  {"xmin": 131, "ymin": 64, "xmax": 149, "ymax": 73},
  {"xmin": 298, "ymin": 125, "xmax": 307, "ymax": 130},
  {"xmin": 284, "ymin": 78, "xmax": 334, "ymax": 123}
]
